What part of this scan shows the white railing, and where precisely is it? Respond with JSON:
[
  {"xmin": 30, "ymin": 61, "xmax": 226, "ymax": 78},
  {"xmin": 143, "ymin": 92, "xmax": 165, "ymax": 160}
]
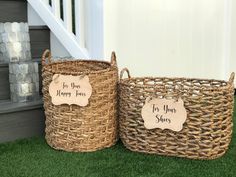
[{"xmin": 27, "ymin": 0, "xmax": 92, "ymax": 58}]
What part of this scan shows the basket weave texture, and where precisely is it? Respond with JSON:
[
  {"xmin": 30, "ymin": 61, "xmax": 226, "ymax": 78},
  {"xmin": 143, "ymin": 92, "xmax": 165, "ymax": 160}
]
[
  {"xmin": 42, "ymin": 50, "xmax": 118, "ymax": 152},
  {"xmin": 119, "ymin": 68, "xmax": 235, "ymax": 159}
]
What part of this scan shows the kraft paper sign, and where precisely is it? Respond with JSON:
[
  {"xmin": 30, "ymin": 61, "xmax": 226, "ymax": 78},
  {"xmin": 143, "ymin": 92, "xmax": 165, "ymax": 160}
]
[
  {"xmin": 49, "ymin": 74, "xmax": 92, "ymax": 106},
  {"xmin": 141, "ymin": 97, "xmax": 187, "ymax": 131}
]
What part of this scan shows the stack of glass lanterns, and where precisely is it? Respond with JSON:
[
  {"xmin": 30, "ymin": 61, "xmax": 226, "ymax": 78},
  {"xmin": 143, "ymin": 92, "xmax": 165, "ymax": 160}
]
[{"xmin": 0, "ymin": 22, "xmax": 39, "ymax": 102}]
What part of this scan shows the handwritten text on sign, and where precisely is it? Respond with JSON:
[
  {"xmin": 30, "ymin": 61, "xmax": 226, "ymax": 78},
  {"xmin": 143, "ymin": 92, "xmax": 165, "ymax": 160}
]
[
  {"xmin": 141, "ymin": 97, "xmax": 187, "ymax": 131},
  {"xmin": 49, "ymin": 74, "xmax": 92, "ymax": 106}
]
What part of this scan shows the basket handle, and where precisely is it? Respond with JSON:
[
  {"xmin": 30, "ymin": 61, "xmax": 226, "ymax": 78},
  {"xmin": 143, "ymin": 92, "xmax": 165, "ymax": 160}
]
[
  {"xmin": 42, "ymin": 49, "xmax": 52, "ymax": 66},
  {"xmin": 111, "ymin": 51, "xmax": 117, "ymax": 66},
  {"xmin": 229, "ymin": 72, "xmax": 235, "ymax": 85},
  {"xmin": 120, "ymin": 68, "xmax": 131, "ymax": 79}
]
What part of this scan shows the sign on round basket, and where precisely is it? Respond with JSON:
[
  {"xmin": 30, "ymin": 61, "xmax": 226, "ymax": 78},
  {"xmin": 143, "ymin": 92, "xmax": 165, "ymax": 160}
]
[
  {"xmin": 49, "ymin": 74, "xmax": 92, "ymax": 106},
  {"xmin": 42, "ymin": 50, "xmax": 118, "ymax": 152},
  {"xmin": 141, "ymin": 97, "xmax": 187, "ymax": 131}
]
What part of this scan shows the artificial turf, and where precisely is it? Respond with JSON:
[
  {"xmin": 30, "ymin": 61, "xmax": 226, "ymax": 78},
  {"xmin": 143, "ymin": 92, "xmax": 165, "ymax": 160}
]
[{"xmin": 0, "ymin": 98, "xmax": 235, "ymax": 177}]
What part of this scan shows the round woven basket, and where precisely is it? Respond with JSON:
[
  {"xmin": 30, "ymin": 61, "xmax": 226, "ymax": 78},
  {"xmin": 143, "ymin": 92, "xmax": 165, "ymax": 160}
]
[
  {"xmin": 42, "ymin": 50, "xmax": 118, "ymax": 152},
  {"xmin": 119, "ymin": 68, "xmax": 235, "ymax": 159}
]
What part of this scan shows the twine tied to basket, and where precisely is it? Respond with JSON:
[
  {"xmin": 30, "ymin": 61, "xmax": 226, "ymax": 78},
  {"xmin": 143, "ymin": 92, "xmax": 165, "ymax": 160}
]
[
  {"xmin": 229, "ymin": 72, "xmax": 235, "ymax": 85},
  {"xmin": 111, "ymin": 51, "xmax": 117, "ymax": 67},
  {"xmin": 42, "ymin": 49, "xmax": 52, "ymax": 66},
  {"xmin": 120, "ymin": 68, "xmax": 131, "ymax": 79}
]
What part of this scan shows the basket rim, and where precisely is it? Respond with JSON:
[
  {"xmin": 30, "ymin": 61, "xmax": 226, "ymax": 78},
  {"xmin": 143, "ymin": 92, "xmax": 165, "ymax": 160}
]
[
  {"xmin": 119, "ymin": 76, "xmax": 233, "ymax": 91},
  {"xmin": 42, "ymin": 59, "xmax": 117, "ymax": 75}
]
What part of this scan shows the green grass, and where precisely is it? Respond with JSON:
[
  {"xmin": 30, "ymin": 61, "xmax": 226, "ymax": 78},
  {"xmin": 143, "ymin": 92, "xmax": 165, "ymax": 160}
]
[{"xmin": 0, "ymin": 98, "xmax": 236, "ymax": 177}]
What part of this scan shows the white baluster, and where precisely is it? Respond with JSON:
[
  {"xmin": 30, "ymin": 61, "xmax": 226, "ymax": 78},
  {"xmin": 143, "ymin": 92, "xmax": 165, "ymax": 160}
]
[
  {"xmin": 42, "ymin": 0, "xmax": 49, "ymax": 5},
  {"xmin": 75, "ymin": 0, "xmax": 85, "ymax": 48},
  {"xmin": 51, "ymin": 0, "xmax": 61, "ymax": 18},
  {"xmin": 63, "ymin": 0, "xmax": 72, "ymax": 32}
]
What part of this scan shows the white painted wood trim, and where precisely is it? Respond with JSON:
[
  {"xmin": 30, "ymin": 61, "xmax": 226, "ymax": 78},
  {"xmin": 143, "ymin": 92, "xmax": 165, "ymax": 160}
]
[
  {"xmin": 42, "ymin": 0, "xmax": 49, "ymax": 5},
  {"xmin": 222, "ymin": 0, "xmax": 232, "ymax": 79},
  {"xmin": 27, "ymin": 4, "xmax": 46, "ymax": 26},
  {"xmin": 63, "ymin": 0, "xmax": 73, "ymax": 33},
  {"xmin": 75, "ymin": 0, "xmax": 85, "ymax": 48},
  {"xmin": 28, "ymin": 0, "xmax": 90, "ymax": 58},
  {"xmin": 51, "ymin": 0, "xmax": 61, "ymax": 19},
  {"xmin": 85, "ymin": 0, "xmax": 104, "ymax": 59}
]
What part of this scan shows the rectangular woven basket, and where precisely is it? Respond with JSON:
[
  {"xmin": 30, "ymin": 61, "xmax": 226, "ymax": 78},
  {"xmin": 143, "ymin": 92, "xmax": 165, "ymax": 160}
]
[
  {"xmin": 41, "ymin": 50, "xmax": 118, "ymax": 152},
  {"xmin": 118, "ymin": 68, "xmax": 235, "ymax": 159}
]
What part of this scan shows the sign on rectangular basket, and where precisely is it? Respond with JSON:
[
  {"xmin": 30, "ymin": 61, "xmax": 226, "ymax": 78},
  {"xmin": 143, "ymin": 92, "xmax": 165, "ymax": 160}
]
[
  {"xmin": 49, "ymin": 74, "xmax": 92, "ymax": 106},
  {"xmin": 141, "ymin": 97, "xmax": 187, "ymax": 131}
]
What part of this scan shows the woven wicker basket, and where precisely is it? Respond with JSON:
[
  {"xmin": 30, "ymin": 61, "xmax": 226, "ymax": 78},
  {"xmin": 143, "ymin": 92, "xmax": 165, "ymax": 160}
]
[
  {"xmin": 42, "ymin": 50, "xmax": 118, "ymax": 152},
  {"xmin": 119, "ymin": 68, "xmax": 235, "ymax": 159}
]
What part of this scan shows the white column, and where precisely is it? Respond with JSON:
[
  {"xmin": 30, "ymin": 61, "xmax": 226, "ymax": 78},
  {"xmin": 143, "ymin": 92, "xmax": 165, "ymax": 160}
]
[
  {"xmin": 75, "ymin": 0, "xmax": 85, "ymax": 48},
  {"xmin": 42, "ymin": 0, "xmax": 49, "ymax": 5},
  {"xmin": 51, "ymin": 0, "xmax": 61, "ymax": 18},
  {"xmin": 63, "ymin": 0, "xmax": 73, "ymax": 32}
]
